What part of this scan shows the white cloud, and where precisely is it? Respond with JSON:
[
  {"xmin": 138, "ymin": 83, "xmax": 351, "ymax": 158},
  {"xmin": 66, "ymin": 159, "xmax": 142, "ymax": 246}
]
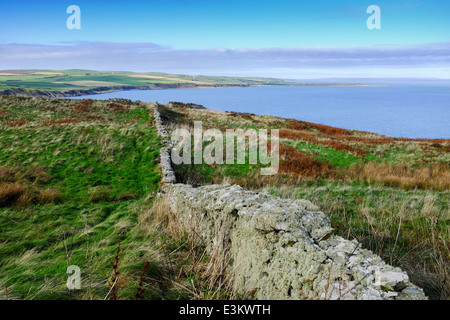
[{"xmin": 1, "ymin": 41, "xmax": 449, "ymax": 79}]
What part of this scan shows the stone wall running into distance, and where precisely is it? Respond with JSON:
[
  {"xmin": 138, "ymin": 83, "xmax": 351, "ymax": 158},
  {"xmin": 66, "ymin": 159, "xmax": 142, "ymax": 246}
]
[{"xmin": 151, "ymin": 102, "xmax": 427, "ymax": 300}]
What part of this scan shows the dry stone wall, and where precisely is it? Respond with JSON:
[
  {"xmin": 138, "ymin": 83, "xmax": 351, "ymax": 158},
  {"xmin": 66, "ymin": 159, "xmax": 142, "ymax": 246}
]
[
  {"xmin": 151, "ymin": 102, "xmax": 176, "ymax": 184},
  {"xmin": 152, "ymin": 103, "xmax": 427, "ymax": 300}
]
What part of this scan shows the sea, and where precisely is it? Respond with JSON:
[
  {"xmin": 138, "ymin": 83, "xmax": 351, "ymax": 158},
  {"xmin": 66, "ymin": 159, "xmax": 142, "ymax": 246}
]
[{"xmin": 71, "ymin": 84, "xmax": 450, "ymax": 139}]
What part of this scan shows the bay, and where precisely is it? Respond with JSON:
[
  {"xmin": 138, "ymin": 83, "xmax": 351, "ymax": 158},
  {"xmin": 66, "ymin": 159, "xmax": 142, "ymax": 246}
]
[{"xmin": 72, "ymin": 85, "xmax": 450, "ymax": 139}]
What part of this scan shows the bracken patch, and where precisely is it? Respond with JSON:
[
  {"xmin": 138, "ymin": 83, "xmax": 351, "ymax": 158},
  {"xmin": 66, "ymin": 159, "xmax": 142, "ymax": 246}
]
[
  {"xmin": 44, "ymin": 119, "xmax": 79, "ymax": 126},
  {"xmin": 287, "ymin": 118, "xmax": 351, "ymax": 136},
  {"xmin": 7, "ymin": 120, "xmax": 28, "ymax": 127},
  {"xmin": 279, "ymin": 144, "xmax": 334, "ymax": 177}
]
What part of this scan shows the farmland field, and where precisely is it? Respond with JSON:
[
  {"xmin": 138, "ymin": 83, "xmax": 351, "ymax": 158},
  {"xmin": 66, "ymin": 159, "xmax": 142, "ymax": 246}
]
[{"xmin": 0, "ymin": 70, "xmax": 298, "ymax": 97}]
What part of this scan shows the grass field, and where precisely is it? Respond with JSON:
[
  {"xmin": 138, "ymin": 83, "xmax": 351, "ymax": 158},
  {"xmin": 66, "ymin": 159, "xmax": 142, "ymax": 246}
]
[
  {"xmin": 161, "ymin": 103, "xmax": 449, "ymax": 300},
  {"xmin": 1, "ymin": 96, "xmax": 448, "ymax": 300},
  {"xmin": 0, "ymin": 69, "xmax": 297, "ymax": 95},
  {"xmin": 0, "ymin": 97, "xmax": 227, "ymax": 300}
]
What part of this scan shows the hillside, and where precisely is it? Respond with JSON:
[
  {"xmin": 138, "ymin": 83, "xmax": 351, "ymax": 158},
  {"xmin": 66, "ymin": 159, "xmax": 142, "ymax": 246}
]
[
  {"xmin": 157, "ymin": 102, "xmax": 449, "ymax": 300},
  {"xmin": 0, "ymin": 96, "xmax": 224, "ymax": 300},
  {"xmin": 0, "ymin": 70, "xmax": 304, "ymax": 98},
  {"xmin": 0, "ymin": 96, "xmax": 448, "ymax": 300}
]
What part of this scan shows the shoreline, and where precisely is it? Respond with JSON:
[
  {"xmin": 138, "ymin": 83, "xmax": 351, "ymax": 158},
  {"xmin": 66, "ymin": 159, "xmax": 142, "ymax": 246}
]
[{"xmin": 0, "ymin": 83, "xmax": 385, "ymax": 99}]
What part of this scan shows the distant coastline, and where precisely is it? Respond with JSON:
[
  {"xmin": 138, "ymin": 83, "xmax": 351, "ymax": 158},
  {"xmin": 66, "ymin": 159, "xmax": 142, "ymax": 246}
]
[
  {"xmin": 0, "ymin": 84, "xmax": 248, "ymax": 98},
  {"xmin": 0, "ymin": 69, "xmax": 382, "ymax": 98},
  {"xmin": 0, "ymin": 83, "xmax": 385, "ymax": 98}
]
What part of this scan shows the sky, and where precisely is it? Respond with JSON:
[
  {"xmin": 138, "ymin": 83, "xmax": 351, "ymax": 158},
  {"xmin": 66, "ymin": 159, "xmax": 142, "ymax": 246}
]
[{"xmin": 0, "ymin": 0, "xmax": 449, "ymax": 79}]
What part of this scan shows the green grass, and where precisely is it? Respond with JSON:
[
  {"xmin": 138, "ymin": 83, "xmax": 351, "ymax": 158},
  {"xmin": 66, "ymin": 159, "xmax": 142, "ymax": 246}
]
[
  {"xmin": 0, "ymin": 101, "xmax": 160, "ymax": 202},
  {"xmin": 0, "ymin": 96, "xmax": 256, "ymax": 300},
  {"xmin": 0, "ymin": 69, "xmax": 298, "ymax": 93},
  {"xmin": 292, "ymin": 140, "xmax": 361, "ymax": 167},
  {"xmin": 0, "ymin": 96, "xmax": 233, "ymax": 300},
  {"xmin": 0, "ymin": 97, "xmax": 176, "ymax": 299}
]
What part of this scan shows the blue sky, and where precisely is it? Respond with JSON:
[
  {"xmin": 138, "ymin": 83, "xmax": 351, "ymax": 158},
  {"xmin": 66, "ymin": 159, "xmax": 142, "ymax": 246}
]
[{"xmin": 0, "ymin": 0, "xmax": 449, "ymax": 78}]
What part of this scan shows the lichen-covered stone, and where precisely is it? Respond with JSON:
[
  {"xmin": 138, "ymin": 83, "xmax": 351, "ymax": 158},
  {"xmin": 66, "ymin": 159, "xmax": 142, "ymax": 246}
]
[
  {"xmin": 152, "ymin": 103, "xmax": 176, "ymax": 184},
  {"xmin": 165, "ymin": 183, "xmax": 427, "ymax": 300},
  {"xmin": 374, "ymin": 270, "xmax": 409, "ymax": 291},
  {"xmin": 151, "ymin": 102, "xmax": 169, "ymax": 138},
  {"xmin": 160, "ymin": 147, "xmax": 176, "ymax": 184}
]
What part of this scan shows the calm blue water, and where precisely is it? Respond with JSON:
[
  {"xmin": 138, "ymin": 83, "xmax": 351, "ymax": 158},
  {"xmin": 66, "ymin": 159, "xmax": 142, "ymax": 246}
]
[{"xmin": 72, "ymin": 85, "xmax": 450, "ymax": 139}]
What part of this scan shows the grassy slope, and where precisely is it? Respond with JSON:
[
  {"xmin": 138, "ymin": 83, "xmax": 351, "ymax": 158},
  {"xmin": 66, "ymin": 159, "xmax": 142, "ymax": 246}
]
[
  {"xmin": 0, "ymin": 97, "xmax": 209, "ymax": 300},
  {"xmin": 163, "ymin": 103, "xmax": 449, "ymax": 300},
  {"xmin": 1, "ymin": 97, "xmax": 448, "ymax": 300},
  {"xmin": 0, "ymin": 69, "xmax": 295, "ymax": 94}
]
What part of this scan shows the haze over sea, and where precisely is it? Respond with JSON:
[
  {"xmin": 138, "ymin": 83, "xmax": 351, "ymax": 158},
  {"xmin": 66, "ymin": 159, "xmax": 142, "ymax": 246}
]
[{"xmin": 73, "ymin": 84, "xmax": 450, "ymax": 139}]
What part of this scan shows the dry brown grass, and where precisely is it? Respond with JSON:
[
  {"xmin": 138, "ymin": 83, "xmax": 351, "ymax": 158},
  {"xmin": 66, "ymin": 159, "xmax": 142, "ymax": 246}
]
[
  {"xmin": 279, "ymin": 144, "xmax": 334, "ymax": 177},
  {"xmin": 83, "ymin": 115, "xmax": 105, "ymax": 121},
  {"xmin": 107, "ymin": 103, "xmax": 127, "ymax": 113},
  {"xmin": 226, "ymin": 111, "xmax": 256, "ymax": 121},
  {"xmin": 150, "ymin": 196, "xmax": 185, "ymax": 241},
  {"xmin": 38, "ymin": 189, "xmax": 63, "ymax": 204},
  {"xmin": 0, "ymin": 182, "xmax": 27, "ymax": 207},
  {"xmin": 287, "ymin": 118, "xmax": 351, "ymax": 136},
  {"xmin": 44, "ymin": 119, "xmax": 79, "ymax": 126},
  {"xmin": 279, "ymin": 128, "xmax": 317, "ymax": 140},
  {"xmin": 280, "ymin": 128, "xmax": 367, "ymax": 157},
  {"xmin": 346, "ymin": 136, "xmax": 394, "ymax": 145},
  {"xmin": 144, "ymin": 195, "xmax": 237, "ymax": 299},
  {"xmin": 342, "ymin": 162, "xmax": 450, "ymax": 190},
  {"xmin": 0, "ymin": 166, "xmax": 50, "ymax": 183},
  {"xmin": 0, "ymin": 167, "xmax": 20, "ymax": 181},
  {"xmin": 0, "ymin": 166, "xmax": 60, "ymax": 207},
  {"xmin": 88, "ymin": 187, "xmax": 112, "ymax": 203},
  {"xmin": 429, "ymin": 143, "xmax": 450, "ymax": 153},
  {"xmin": 7, "ymin": 120, "xmax": 28, "ymax": 127},
  {"xmin": 73, "ymin": 99, "xmax": 94, "ymax": 113},
  {"xmin": 0, "ymin": 182, "xmax": 62, "ymax": 207},
  {"xmin": 396, "ymin": 137, "xmax": 450, "ymax": 144}
]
